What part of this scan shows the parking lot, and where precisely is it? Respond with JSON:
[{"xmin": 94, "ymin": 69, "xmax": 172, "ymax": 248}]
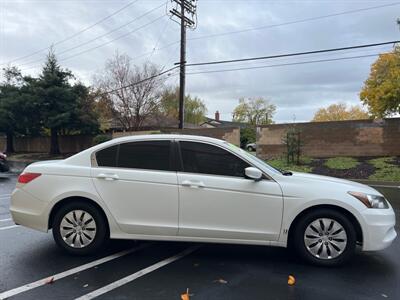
[{"xmin": 0, "ymin": 175, "xmax": 399, "ymax": 300}]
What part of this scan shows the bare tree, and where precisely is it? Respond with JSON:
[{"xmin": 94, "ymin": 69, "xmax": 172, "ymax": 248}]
[{"xmin": 95, "ymin": 53, "xmax": 165, "ymax": 131}]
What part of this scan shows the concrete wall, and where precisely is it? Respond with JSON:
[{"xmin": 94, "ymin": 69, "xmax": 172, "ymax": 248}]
[
  {"xmin": 162, "ymin": 127, "xmax": 241, "ymax": 146},
  {"xmin": 257, "ymin": 118, "xmax": 400, "ymax": 159},
  {"xmin": 1, "ymin": 135, "xmax": 94, "ymax": 154},
  {"xmin": 112, "ymin": 130, "xmax": 161, "ymax": 138},
  {"xmin": 112, "ymin": 128, "xmax": 240, "ymax": 146},
  {"xmin": 1, "ymin": 127, "xmax": 241, "ymax": 154}
]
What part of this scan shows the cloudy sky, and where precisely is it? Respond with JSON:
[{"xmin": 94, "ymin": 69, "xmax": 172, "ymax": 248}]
[{"xmin": 0, "ymin": 0, "xmax": 399, "ymax": 123}]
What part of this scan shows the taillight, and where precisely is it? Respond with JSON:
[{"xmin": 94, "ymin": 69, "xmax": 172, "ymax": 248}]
[{"xmin": 18, "ymin": 173, "xmax": 41, "ymax": 184}]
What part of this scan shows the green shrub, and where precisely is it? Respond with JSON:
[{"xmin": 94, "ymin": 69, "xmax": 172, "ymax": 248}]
[
  {"xmin": 267, "ymin": 157, "xmax": 313, "ymax": 173},
  {"xmin": 93, "ymin": 134, "xmax": 112, "ymax": 145},
  {"xmin": 324, "ymin": 157, "xmax": 359, "ymax": 170},
  {"xmin": 368, "ymin": 157, "xmax": 400, "ymax": 181}
]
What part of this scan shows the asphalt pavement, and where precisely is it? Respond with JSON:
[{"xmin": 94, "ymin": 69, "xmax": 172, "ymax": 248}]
[{"xmin": 0, "ymin": 175, "xmax": 399, "ymax": 300}]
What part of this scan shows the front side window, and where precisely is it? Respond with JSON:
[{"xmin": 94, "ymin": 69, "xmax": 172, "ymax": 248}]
[
  {"xmin": 179, "ymin": 141, "xmax": 250, "ymax": 177},
  {"xmin": 118, "ymin": 141, "xmax": 171, "ymax": 171}
]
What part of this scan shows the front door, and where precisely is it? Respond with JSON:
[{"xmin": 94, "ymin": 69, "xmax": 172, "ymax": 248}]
[
  {"xmin": 177, "ymin": 141, "xmax": 283, "ymax": 241},
  {"xmin": 91, "ymin": 140, "xmax": 179, "ymax": 236}
]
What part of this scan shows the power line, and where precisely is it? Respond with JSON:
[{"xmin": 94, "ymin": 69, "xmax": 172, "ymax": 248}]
[
  {"xmin": 187, "ymin": 2, "xmax": 400, "ymax": 41},
  {"xmin": 21, "ymin": 14, "xmax": 167, "ymax": 72},
  {"xmin": 183, "ymin": 40, "xmax": 399, "ymax": 67},
  {"xmin": 18, "ymin": 2, "xmax": 167, "ymax": 68},
  {"xmin": 185, "ymin": 53, "xmax": 383, "ymax": 75},
  {"xmin": 123, "ymin": 2, "xmax": 400, "ymax": 65},
  {"xmin": 1, "ymin": 0, "xmax": 140, "ymax": 66}
]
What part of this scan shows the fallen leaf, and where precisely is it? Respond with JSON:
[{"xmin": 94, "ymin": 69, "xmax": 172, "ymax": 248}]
[
  {"xmin": 288, "ymin": 275, "xmax": 296, "ymax": 286},
  {"xmin": 214, "ymin": 278, "xmax": 228, "ymax": 284},
  {"xmin": 45, "ymin": 277, "xmax": 54, "ymax": 284},
  {"xmin": 83, "ymin": 284, "xmax": 89, "ymax": 288},
  {"xmin": 181, "ymin": 288, "xmax": 190, "ymax": 300},
  {"xmin": 381, "ymin": 294, "xmax": 388, "ymax": 298}
]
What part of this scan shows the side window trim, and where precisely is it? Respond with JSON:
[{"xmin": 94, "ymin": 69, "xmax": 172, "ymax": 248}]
[{"xmin": 176, "ymin": 139, "xmax": 272, "ymax": 180}]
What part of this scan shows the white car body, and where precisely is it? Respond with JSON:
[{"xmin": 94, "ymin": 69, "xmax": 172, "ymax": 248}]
[{"xmin": 11, "ymin": 135, "xmax": 396, "ymax": 258}]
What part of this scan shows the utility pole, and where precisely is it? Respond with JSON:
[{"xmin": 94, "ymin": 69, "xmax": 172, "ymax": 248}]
[{"xmin": 169, "ymin": 0, "xmax": 197, "ymax": 129}]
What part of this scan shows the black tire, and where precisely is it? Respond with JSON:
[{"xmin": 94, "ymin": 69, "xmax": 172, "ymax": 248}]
[
  {"xmin": 247, "ymin": 146, "xmax": 254, "ymax": 152},
  {"xmin": 52, "ymin": 201, "xmax": 108, "ymax": 255},
  {"xmin": 0, "ymin": 161, "xmax": 9, "ymax": 172},
  {"xmin": 292, "ymin": 208, "xmax": 356, "ymax": 266}
]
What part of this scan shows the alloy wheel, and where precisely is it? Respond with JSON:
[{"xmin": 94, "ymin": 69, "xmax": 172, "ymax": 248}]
[
  {"xmin": 60, "ymin": 210, "xmax": 97, "ymax": 248},
  {"xmin": 303, "ymin": 218, "xmax": 347, "ymax": 260}
]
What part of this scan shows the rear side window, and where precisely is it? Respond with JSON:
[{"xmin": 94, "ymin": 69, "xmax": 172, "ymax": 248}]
[
  {"xmin": 118, "ymin": 141, "xmax": 171, "ymax": 171},
  {"xmin": 179, "ymin": 141, "xmax": 250, "ymax": 177},
  {"xmin": 96, "ymin": 145, "xmax": 118, "ymax": 167}
]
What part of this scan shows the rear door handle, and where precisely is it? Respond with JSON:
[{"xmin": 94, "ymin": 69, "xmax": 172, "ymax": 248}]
[
  {"xmin": 181, "ymin": 180, "xmax": 205, "ymax": 188},
  {"xmin": 97, "ymin": 173, "xmax": 119, "ymax": 181}
]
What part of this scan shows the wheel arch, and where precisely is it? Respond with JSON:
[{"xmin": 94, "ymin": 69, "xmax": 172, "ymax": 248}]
[
  {"xmin": 287, "ymin": 204, "xmax": 363, "ymax": 247},
  {"xmin": 48, "ymin": 196, "xmax": 110, "ymax": 237}
]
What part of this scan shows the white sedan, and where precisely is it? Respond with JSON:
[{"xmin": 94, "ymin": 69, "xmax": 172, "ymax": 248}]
[{"xmin": 10, "ymin": 135, "xmax": 396, "ymax": 266}]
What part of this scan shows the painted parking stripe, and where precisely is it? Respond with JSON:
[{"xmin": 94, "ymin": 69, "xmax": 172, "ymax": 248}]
[
  {"xmin": 0, "ymin": 243, "xmax": 151, "ymax": 300},
  {"xmin": 0, "ymin": 218, "xmax": 11, "ymax": 222},
  {"xmin": 0, "ymin": 225, "xmax": 19, "ymax": 231},
  {"xmin": 76, "ymin": 245, "xmax": 201, "ymax": 300}
]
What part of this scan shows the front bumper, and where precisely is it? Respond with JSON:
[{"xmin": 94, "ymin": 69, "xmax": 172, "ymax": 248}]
[
  {"xmin": 10, "ymin": 188, "xmax": 49, "ymax": 232},
  {"xmin": 360, "ymin": 206, "xmax": 397, "ymax": 251}
]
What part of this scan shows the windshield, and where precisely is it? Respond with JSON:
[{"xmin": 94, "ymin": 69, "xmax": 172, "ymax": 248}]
[{"xmin": 224, "ymin": 142, "xmax": 282, "ymax": 175}]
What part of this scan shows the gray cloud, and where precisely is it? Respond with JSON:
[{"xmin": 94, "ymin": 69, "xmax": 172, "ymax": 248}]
[{"xmin": 1, "ymin": 0, "xmax": 398, "ymax": 123}]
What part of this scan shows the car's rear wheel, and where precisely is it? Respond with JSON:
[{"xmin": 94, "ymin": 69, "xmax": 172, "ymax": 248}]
[
  {"xmin": 247, "ymin": 146, "xmax": 254, "ymax": 152},
  {"xmin": 52, "ymin": 201, "xmax": 108, "ymax": 255},
  {"xmin": 293, "ymin": 208, "xmax": 356, "ymax": 266}
]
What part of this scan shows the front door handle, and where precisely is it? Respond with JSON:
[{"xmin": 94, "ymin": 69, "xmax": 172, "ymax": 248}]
[
  {"xmin": 97, "ymin": 173, "xmax": 119, "ymax": 181},
  {"xmin": 181, "ymin": 180, "xmax": 205, "ymax": 188}
]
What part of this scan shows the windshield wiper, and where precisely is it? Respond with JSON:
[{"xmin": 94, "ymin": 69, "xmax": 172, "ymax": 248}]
[{"xmin": 281, "ymin": 170, "xmax": 293, "ymax": 176}]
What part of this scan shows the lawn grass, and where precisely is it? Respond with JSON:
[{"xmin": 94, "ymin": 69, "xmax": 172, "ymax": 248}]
[
  {"xmin": 368, "ymin": 157, "xmax": 400, "ymax": 182},
  {"xmin": 324, "ymin": 157, "xmax": 359, "ymax": 170},
  {"xmin": 266, "ymin": 157, "xmax": 313, "ymax": 173}
]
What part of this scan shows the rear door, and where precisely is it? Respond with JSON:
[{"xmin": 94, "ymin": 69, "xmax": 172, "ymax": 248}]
[{"xmin": 91, "ymin": 140, "xmax": 179, "ymax": 236}]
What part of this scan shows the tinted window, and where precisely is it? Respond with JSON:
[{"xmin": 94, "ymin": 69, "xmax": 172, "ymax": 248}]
[
  {"xmin": 180, "ymin": 141, "xmax": 250, "ymax": 177},
  {"xmin": 96, "ymin": 145, "xmax": 118, "ymax": 167},
  {"xmin": 118, "ymin": 141, "xmax": 171, "ymax": 171}
]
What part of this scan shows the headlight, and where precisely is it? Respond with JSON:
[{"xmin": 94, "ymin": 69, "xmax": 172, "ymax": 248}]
[{"xmin": 348, "ymin": 191, "xmax": 389, "ymax": 209}]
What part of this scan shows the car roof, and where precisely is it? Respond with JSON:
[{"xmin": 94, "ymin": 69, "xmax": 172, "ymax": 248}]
[
  {"xmin": 107, "ymin": 134, "xmax": 226, "ymax": 145},
  {"xmin": 64, "ymin": 134, "xmax": 229, "ymax": 166}
]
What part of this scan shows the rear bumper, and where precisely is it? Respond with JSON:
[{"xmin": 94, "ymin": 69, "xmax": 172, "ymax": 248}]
[
  {"xmin": 361, "ymin": 207, "xmax": 397, "ymax": 251},
  {"xmin": 10, "ymin": 188, "xmax": 49, "ymax": 232}
]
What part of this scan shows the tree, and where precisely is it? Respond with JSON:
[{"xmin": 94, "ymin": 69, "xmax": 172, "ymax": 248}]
[
  {"xmin": 92, "ymin": 89, "xmax": 114, "ymax": 132},
  {"xmin": 95, "ymin": 53, "xmax": 165, "ymax": 131},
  {"xmin": 0, "ymin": 67, "xmax": 41, "ymax": 152},
  {"xmin": 33, "ymin": 50, "xmax": 99, "ymax": 154},
  {"xmin": 360, "ymin": 45, "xmax": 400, "ymax": 117},
  {"xmin": 312, "ymin": 103, "xmax": 369, "ymax": 122},
  {"xmin": 232, "ymin": 97, "xmax": 276, "ymax": 125},
  {"xmin": 0, "ymin": 67, "xmax": 22, "ymax": 152},
  {"xmin": 159, "ymin": 86, "xmax": 207, "ymax": 125}
]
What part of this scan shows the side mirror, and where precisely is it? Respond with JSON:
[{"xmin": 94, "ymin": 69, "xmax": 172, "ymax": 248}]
[{"xmin": 245, "ymin": 167, "xmax": 262, "ymax": 181}]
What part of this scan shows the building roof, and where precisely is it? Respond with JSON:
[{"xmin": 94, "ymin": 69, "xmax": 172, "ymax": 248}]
[{"xmin": 200, "ymin": 117, "xmax": 248, "ymax": 129}]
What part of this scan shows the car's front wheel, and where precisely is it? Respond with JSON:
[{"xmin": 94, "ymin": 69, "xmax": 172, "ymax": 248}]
[
  {"xmin": 52, "ymin": 201, "xmax": 108, "ymax": 255},
  {"xmin": 293, "ymin": 208, "xmax": 356, "ymax": 266}
]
